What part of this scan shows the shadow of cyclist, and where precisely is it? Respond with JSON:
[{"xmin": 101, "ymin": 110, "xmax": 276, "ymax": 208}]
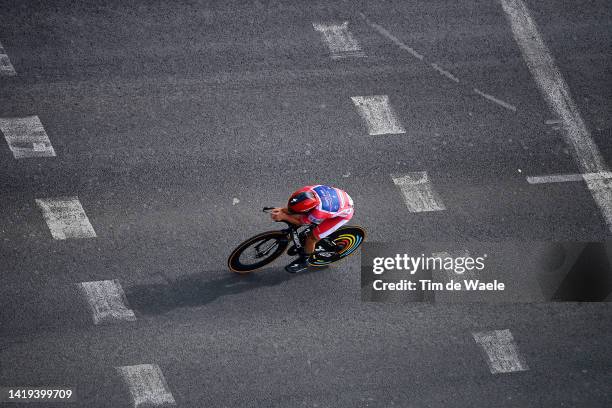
[{"xmin": 125, "ymin": 268, "xmax": 293, "ymax": 315}]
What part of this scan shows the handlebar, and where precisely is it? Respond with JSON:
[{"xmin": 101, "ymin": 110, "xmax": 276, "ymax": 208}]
[{"xmin": 262, "ymin": 207, "xmax": 275, "ymax": 212}]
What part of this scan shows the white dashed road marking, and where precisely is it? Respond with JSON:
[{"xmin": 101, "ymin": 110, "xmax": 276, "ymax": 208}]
[
  {"xmin": 359, "ymin": 13, "xmax": 516, "ymax": 112},
  {"xmin": 544, "ymin": 119, "xmax": 562, "ymax": 125},
  {"xmin": 351, "ymin": 95, "xmax": 405, "ymax": 136},
  {"xmin": 358, "ymin": 13, "xmax": 423, "ymax": 60},
  {"xmin": 501, "ymin": 0, "xmax": 612, "ymax": 230},
  {"xmin": 79, "ymin": 280, "xmax": 136, "ymax": 325},
  {"xmin": 527, "ymin": 171, "xmax": 612, "ymax": 184},
  {"xmin": 473, "ymin": 329, "xmax": 529, "ymax": 374},
  {"xmin": 312, "ymin": 21, "xmax": 366, "ymax": 59},
  {"xmin": 35, "ymin": 196, "xmax": 97, "ymax": 240},
  {"xmin": 391, "ymin": 172, "xmax": 446, "ymax": 212},
  {"xmin": 0, "ymin": 41, "xmax": 16, "ymax": 76},
  {"xmin": 430, "ymin": 63, "xmax": 459, "ymax": 83},
  {"xmin": 473, "ymin": 88, "xmax": 517, "ymax": 112},
  {"xmin": 0, "ymin": 116, "xmax": 56, "ymax": 159},
  {"xmin": 116, "ymin": 364, "xmax": 176, "ymax": 407}
]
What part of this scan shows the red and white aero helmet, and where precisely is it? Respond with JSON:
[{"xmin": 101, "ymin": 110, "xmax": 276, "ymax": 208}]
[{"xmin": 287, "ymin": 188, "xmax": 320, "ymax": 213}]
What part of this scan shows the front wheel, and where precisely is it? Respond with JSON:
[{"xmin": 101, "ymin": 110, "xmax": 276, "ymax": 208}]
[
  {"xmin": 228, "ymin": 231, "xmax": 290, "ymax": 274},
  {"xmin": 309, "ymin": 226, "xmax": 366, "ymax": 266}
]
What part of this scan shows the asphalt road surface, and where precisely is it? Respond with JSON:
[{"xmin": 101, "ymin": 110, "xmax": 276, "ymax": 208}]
[{"xmin": 1, "ymin": 0, "xmax": 611, "ymax": 407}]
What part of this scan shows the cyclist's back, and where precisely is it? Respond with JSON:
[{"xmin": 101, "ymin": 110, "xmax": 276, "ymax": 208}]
[{"xmin": 291, "ymin": 185, "xmax": 354, "ymax": 242}]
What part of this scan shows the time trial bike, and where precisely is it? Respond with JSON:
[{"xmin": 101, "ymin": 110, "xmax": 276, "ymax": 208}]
[{"xmin": 228, "ymin": 207, "xmax": 365, "ymax": 274}]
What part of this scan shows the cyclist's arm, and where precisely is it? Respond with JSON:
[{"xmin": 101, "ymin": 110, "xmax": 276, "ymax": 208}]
[
  {"xmin": 271, "ymin": 207, "xmax": 308, "ymax": 226},
  {"xmin": 283, "ymin": 213, "xmax": 306, "ymax": 226}
]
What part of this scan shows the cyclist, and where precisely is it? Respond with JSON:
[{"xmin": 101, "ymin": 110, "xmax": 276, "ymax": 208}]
[{"xmin": 271, "ymin": 185, "xmax": 354, "ymax": 273}]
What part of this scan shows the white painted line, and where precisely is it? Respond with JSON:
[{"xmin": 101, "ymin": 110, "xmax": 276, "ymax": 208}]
[
  {"xmin": 0, "ymin": 41, "xmax": 16, "ymax": 76},
  {"xmin": 527, "ymin": 173, "xmax": 584, "ymax": 184},
  {"xmin": 0, "ymin": 116, "xmax": 56, "ymax": 159},
  {"xmin": 527, "ymin": 171, "xmax": 612, "ymax": 184},
  {"xmin": 431, "ymin": 63, "xmax": 460, "ymax": 83},
  {"xmin": 473, "ymin": 88, "xmax": 517, "ymax": 112},
  {"xmin": 473, "ymin": 329, "xmax": 529, "ymax": 374},
  {"xmin": 501, "ymin": 0, "xmax": 600, "ymax": 148},
  {"xmin": 584, "ymin": 178, "xmax": 612, "ymax": 229},
  {"xmin": 35, "ymin": 196, "xmax": 97, "ymax": 240},
  {"xmin": 360, "ymin": 13, "xmax": 517, "ymax": 114},
  {"xmin": 391, "ymin": 172, "xmax": 446, "ymax": 212},
  {"xmin": 358, "ymin": 13, "xmax": 424, "ymax": 60},
  {"xmin": 351, "ymin": 95, "xmax": 406, "ymax": 136},
  {"xmin": 79, "ymin": 280, "xmax": 136, "ymax": 325},
  {"xmin": 116, "ymin": 364, "xmax": 176, "ymax": 407},
  {"xmin": 312, "ymin": 21, "xmax": 366, "ymax": 60},
  {"xmin": 544, "ymin": 119, "xmax": 562, "ymax": 125},
  {"xmin": 502, "ymin": 0, "xmax": 612, "ymax": 229}
]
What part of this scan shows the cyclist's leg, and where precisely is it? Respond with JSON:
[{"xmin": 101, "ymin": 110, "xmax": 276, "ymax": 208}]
[
  {"xmin": 304, "ymin": 233, "xmax": 317, "ymax": 254},
  {"xmin": 312, "ymin": 213, "xmax": 353, "ymax": 243},
  {"xmin": 286, "ymin": 212, "xmax": 353, "ymax": 273}
]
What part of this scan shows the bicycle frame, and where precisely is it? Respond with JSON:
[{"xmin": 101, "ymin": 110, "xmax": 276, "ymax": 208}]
[{"xmin": 262, "ymin": 207, "xmax": 310, "ymax": 256}]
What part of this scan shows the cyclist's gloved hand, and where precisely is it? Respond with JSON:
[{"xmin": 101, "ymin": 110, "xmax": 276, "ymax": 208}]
[{"xmin": 270, "ymin": 208, "xmax": 286, "ymax": 222}]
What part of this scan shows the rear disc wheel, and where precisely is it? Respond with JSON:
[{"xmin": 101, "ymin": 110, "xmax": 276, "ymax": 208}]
[{"xmin": 309, "ymin": 226, "xmax": 366, "ymax": 266}]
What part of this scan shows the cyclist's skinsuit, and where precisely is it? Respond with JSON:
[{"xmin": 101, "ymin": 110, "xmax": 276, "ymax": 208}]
[{"xmin": 294, "ymin": 185, "xmax": 354, "ymax": 240}]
